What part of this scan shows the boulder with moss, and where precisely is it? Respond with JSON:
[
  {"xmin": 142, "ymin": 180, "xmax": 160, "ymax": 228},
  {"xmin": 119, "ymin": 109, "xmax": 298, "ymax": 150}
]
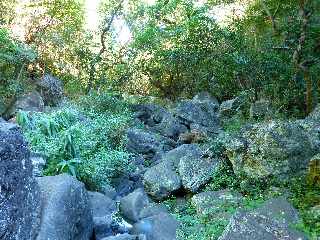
[
  {"xmin": 225, "ymin": 121, "xmax": 314, "ymax": 181},
  {"xmin": 219, "ymin": 197, "xmax": 307, "ymax": 240}
]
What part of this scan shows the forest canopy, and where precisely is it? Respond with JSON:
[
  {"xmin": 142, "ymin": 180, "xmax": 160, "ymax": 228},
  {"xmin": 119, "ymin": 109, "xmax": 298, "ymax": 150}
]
[{"xmin": 0, "ymin": 0, "xmax": 320, "ymax": 117}]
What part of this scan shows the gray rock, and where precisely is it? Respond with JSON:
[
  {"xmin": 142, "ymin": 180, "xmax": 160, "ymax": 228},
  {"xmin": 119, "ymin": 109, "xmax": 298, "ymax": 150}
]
[
  {"xmin": 250, "ymin": 99, "xmax": 272, "ymax": 119},
  {"xmin": 120, "ymin": 188, "xmax": 150, "ymax": 223},
  {"xmin": 36, "ymin": 174, "xmax": 93, "ymax": 240},
  {"xmin": 161, "ymin": 144, "xmax": 202, "ymax": 167},
  {"xmin": 133, "ymin": 104, "xmax": 169, "ymax": 127},
  {"xmin": 30, "ymin": 153, "xmax": 46, "ymax": 177},
  {"xmin": 126, "ymin": 128, "xmax": 175, "ymax": 159},
  {"xmin": 225, "ymin": 121, "xmax": 314, "ymax": 181},
  {"xmin": 89, "ymin": 191, "xmax": 117, "ymax": 240},
  {"xmin": 178, "ymin": 154, "xmax": 222, "ymax": 192},
  {"xmin": 10, "ymin": 90, "xmax": 44, "ymax": 116},
  {"xmin": 101, "ymin": 233, "xmax": 146, "ymax": 240},
  {"xmin": 139, "ymin": 203, "xmax": 169, "ymax": 219},
  {"xmin": 191, "ymin": 190, "xmax": 242, "ymax": 218},
  {"xmin": 37, "ymin": 74, "xmax": 64, "ymax": 106},
  {"xmin": 152, "ymin": 114, "xmax": 188, "ymax": 140},
  {"xmin": 131, "ymin": 212, "xmax": 179, "ymax": 240},
  {"xmin": 174, "ymin": 96, "xmax": 220, "ymax": 131},
  {"xmin": 100, "ymin": 184, "xmax": 117, "ymax": 200},
  {"xmin": 0, "ymin": 121, "xmax": 41, "ymax": 240},
  {"xmin": 143, "ymin": 161, "xmax": 181, "ymax": 200},
  {"xmin": 218, "ymin": 197, "xmax": 307, "ymax": 240}
]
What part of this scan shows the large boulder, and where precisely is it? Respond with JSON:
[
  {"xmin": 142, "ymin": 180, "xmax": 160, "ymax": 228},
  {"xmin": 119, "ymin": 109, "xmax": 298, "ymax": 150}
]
[
  {"xmin": 8, "ymin": 90, "xmax": 44, "ymax": 117},
  {"xmin": 218, "ymin": 197, "xmax": 307, "ymax": 240},
  {"xmin": 0, "ymin": 120, "xmax": 41, "ymax": 240},
  {"xmin": 131, "ymin": 212, "xmax": 179, "ymax": 240},
  {"xmin": 174, "ymin": 93, "xmax": 220, "ymax": 135},
  {"xmin": 225, "ymin": 121, "xmax": 315, "ymax": 181},
  {"xmin": 120, "ymin": 188, "xmax": 150, "ymax": 223},
  {"xmin": 37, "ymin": 74, "xmax": 64, "ymax": 106},
  {"xmin": 36, "ymin": 174, "xmax": 93, "ymax": 240},
  {"xmin": 143, "ymin": 161, "xmax": 181, "ymax": 200},
  {"xmin": 89, "ymin": 191, "xmax": 117, "ymax": 240}
]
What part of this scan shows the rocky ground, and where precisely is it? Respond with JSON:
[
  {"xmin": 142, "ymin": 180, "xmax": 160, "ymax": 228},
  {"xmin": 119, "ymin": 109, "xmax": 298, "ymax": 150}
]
[{"xmin": 1, "ymin": 89, "xmax": 319, "ymax": 240}]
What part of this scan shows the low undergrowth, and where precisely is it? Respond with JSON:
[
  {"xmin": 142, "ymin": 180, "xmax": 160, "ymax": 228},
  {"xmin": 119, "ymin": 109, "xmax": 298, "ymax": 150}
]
[{"xmin": 17, "ymin": 92, "xmax": 134, "ymax": 190}]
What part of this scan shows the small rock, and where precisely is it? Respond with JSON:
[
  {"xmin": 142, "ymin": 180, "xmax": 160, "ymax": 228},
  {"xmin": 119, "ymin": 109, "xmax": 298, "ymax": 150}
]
[
  {"xmin": 30, "ymin": 153, "xmax": 46, "ymax": 177},
  {"xmin": 120, "ymin": 188, "xmax": 150, "ymax": 223}
]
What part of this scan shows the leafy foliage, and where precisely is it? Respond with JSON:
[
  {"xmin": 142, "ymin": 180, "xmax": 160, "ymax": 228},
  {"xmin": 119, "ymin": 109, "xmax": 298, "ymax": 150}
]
[
  {"xmin": 17, "ymin": 92, "xmax": 133, "ymax": 190},
  {"xmin": 0, "ymin": 28, "xmax": 36, "ymax": 117}
]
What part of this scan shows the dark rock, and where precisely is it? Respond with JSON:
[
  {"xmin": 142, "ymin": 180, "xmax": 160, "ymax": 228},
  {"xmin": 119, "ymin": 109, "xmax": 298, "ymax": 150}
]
[
  {"xmin": 131, "ymin": 212, "xmax": 179, "ymax": 240},
  {"xmin": 126, "ymin": 128, "xmax": 176, "ymax": 159},
  {"xmin": 152, "ymin": 114, "xmax": 188, "ymax": 141},
  {"xmin": 112, "ymin": 175, "xmax": 136, "ymax": 198},
  {"xmin": 89, "ymin": 191, "xmax": 117, "ymax": 240},
  {"xmin": 37, "ymin": 74, "xmax": 64, "ymax": 106},
  {"xmin": 133, "ymin": 104, "xmax": 169, "ymax": 127},
  {"xmin": 218, "ymin": 197, "xmax": 307, "ymax": 240},
  {"xmin": 143, "ymin": 161, "xmax": 181, "ymax": 200},
  {"xmin": 0, "ymin": 120, "xmax": 41, "ymax": 240},
  {"xmin": 36, "ymin": 174, "xmax": 93, "ymax": 240},
  {"xmin": 174, "ymin": 96, "xmax": 220, "ymax": 132},
  {"xmin": 120, "ymin": 188, "xmax": 150, "ymax": 223}
]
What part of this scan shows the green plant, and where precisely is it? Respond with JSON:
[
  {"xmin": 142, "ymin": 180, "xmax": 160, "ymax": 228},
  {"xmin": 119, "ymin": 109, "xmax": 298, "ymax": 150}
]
[
  {"xmin": 18, "ymin": 93, "xmax": 134, "ymax": 190},
  {"xmin": 57, "ymin": 158, "xmax": 81, "ymax": 177}
]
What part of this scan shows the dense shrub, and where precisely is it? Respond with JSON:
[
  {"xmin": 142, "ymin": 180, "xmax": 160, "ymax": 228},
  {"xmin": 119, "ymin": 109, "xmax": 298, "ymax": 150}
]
[
  {"xmin": 0, "ymin": 28, "xmax": 36, "ymax": 118},
  {"xmin": 17, "ymin": 92, "xmax": 133, "ymax": 190}
]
